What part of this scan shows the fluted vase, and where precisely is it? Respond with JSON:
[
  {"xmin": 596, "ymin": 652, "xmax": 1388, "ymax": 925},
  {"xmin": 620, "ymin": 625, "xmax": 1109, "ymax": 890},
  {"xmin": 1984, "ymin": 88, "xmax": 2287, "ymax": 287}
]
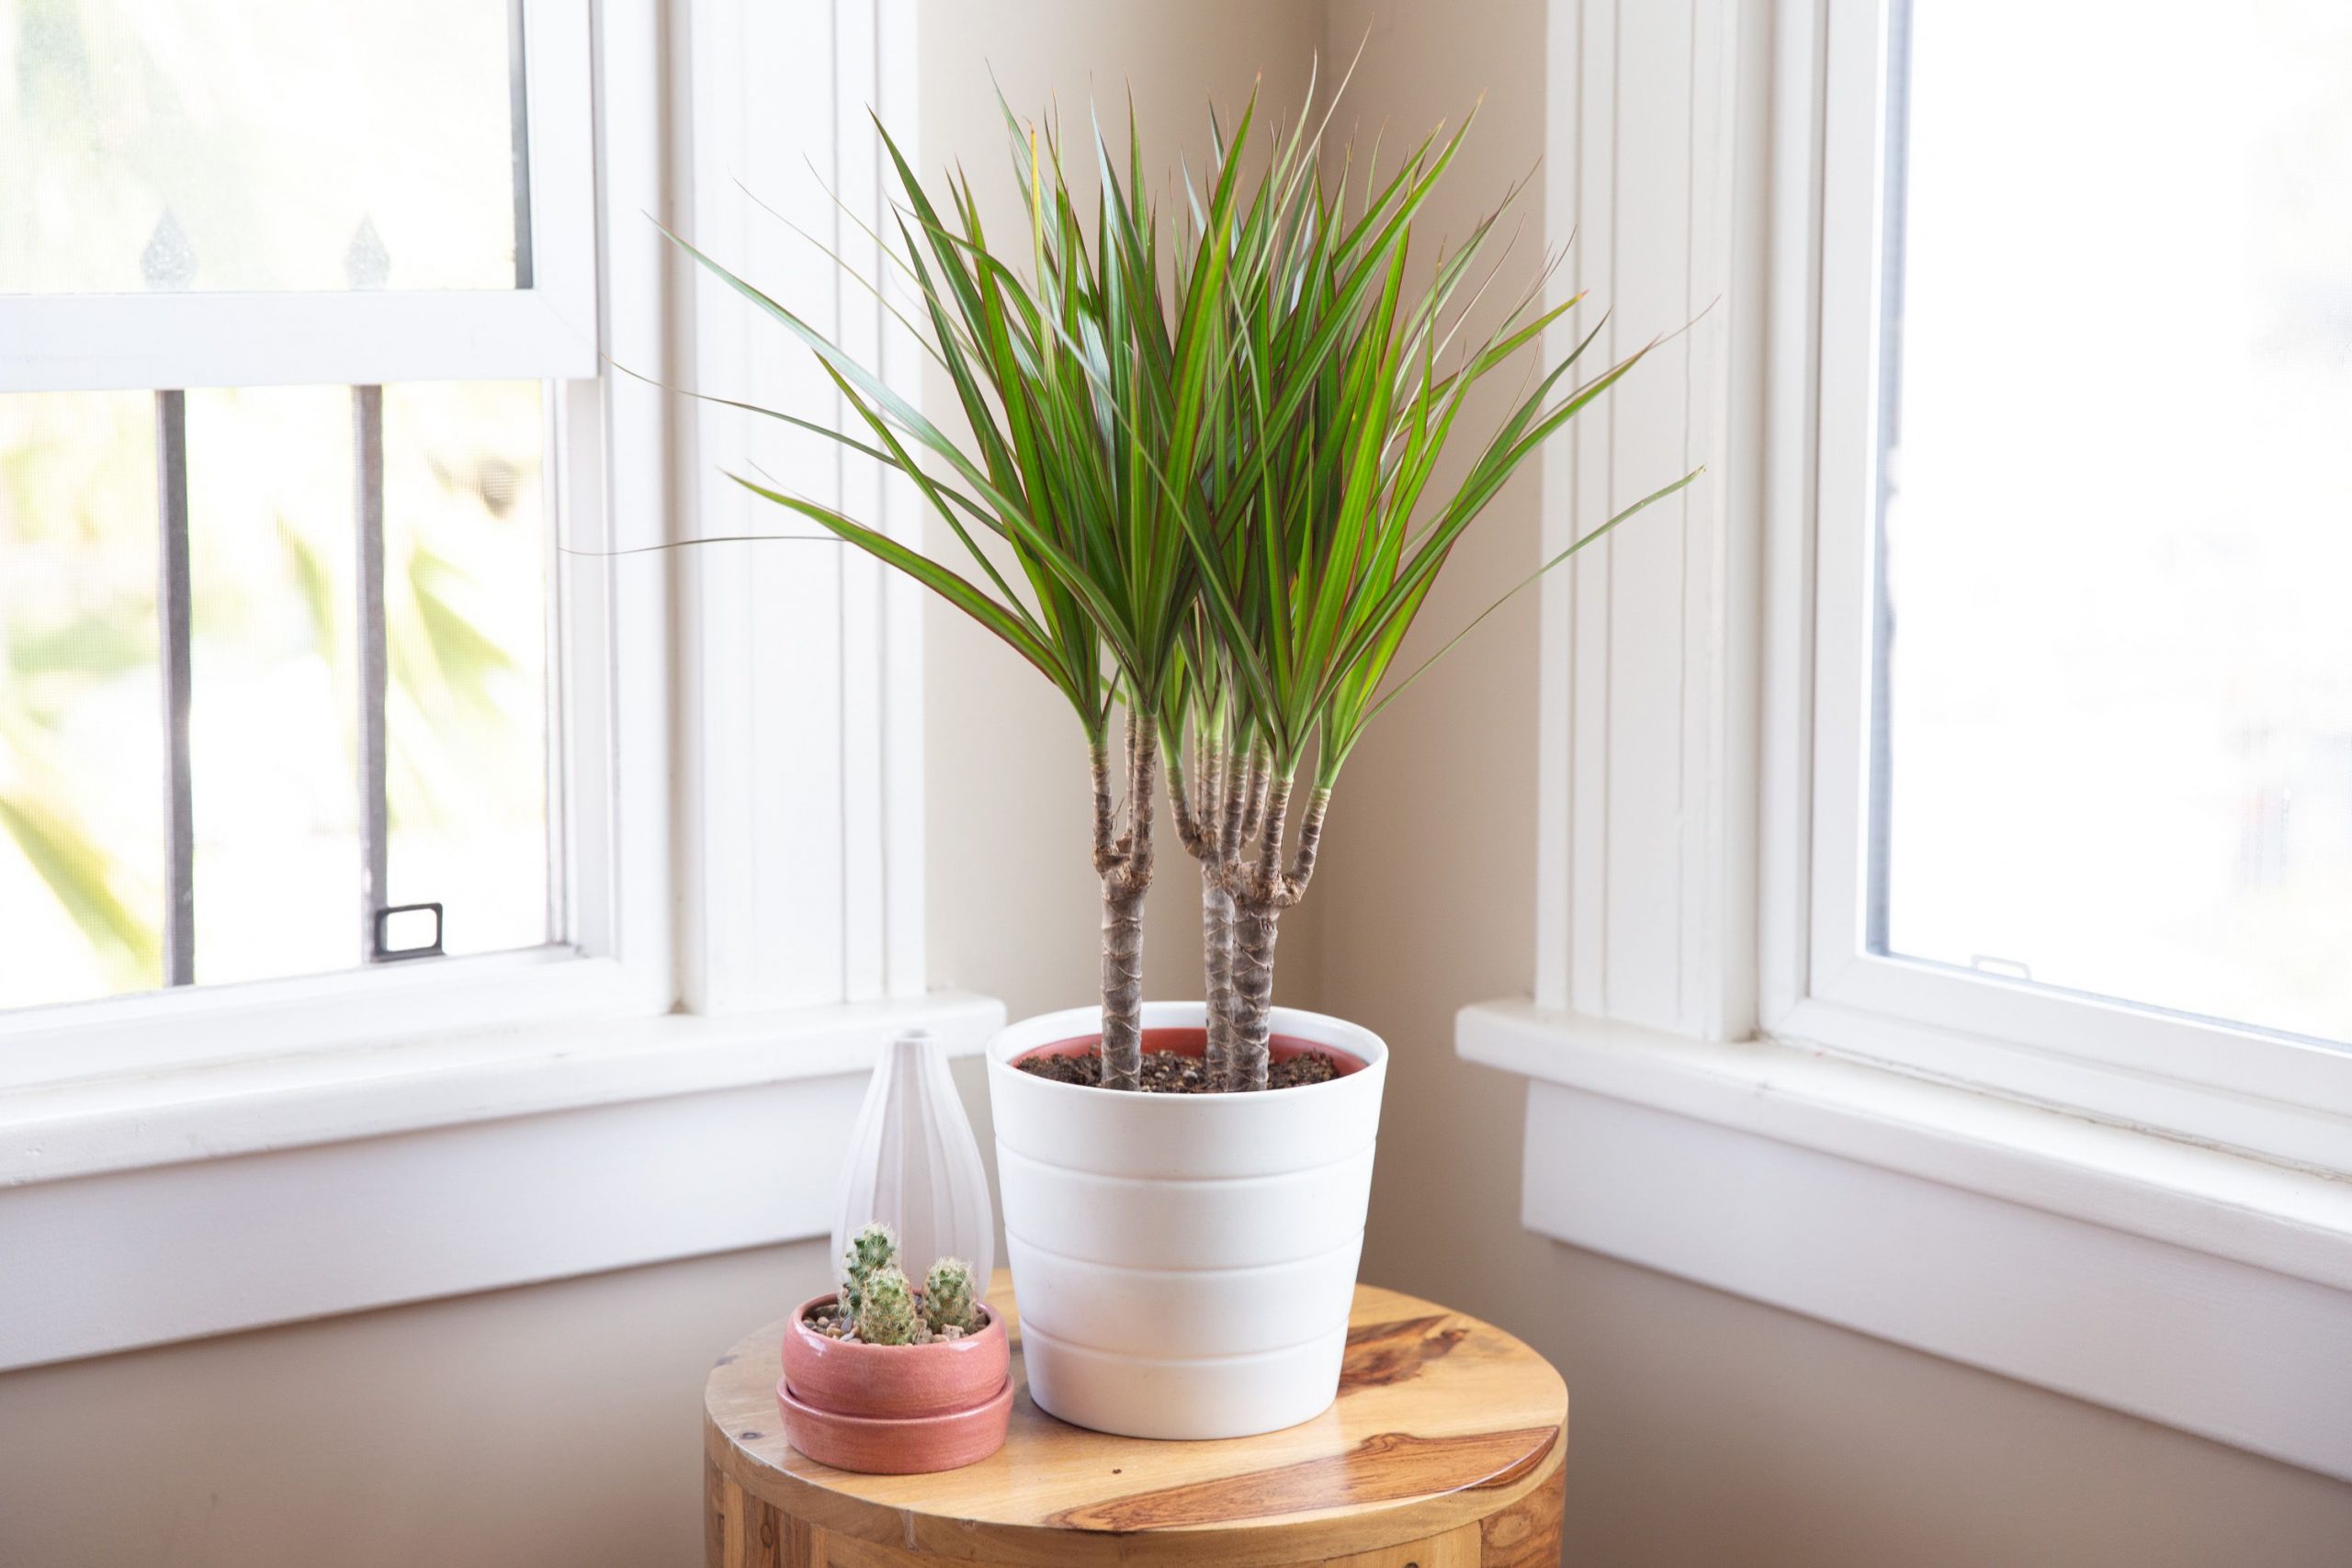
[{"xmin": 830, "ymin": 1029, "xmax": 995, "ymax": 1292}]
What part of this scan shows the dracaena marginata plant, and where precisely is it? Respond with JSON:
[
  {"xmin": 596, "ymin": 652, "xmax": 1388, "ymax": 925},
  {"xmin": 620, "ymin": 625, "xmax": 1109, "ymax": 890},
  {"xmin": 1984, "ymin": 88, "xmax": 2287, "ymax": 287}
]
[
  {"xmin": 673, "ymin": 74, "xmax": 1692, "ymax": 1093},
  {"xmin": 1156, "ymin": 101, "xmax": 1698, "ymax": 1090},
  {"xmin": 669, "ymin": 92, "xmax": 1260, "ymax": 1090}
]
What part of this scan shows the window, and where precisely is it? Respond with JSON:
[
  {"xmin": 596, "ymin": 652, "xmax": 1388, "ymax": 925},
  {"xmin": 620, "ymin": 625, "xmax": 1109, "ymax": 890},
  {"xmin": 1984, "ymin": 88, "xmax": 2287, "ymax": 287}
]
[
  {"xmin": 0, "ymin": 0, "xmax": 929, "ymax": 1110},
  {"xmin": 4, "ymin": 0, "xmax": 530, "ymax": 295},
  {"xmin": 1, "ymin": 382, "xmax": 551, "ymax": 1008},
  {"xmin": 1871, "ymin": 0, "xmax": 2352, "ymax": 1048},
  {"xmin": 0, "ymin": 0, "xmax": 613, "ymax": 1048},
  {"xmin": 1795, "ymin": 0, "xmax": 2352, "ymax": 1168},
  {"xmin": 0, "ymin": 1, "xmax": 969, "ymax": 1373},
  {"xmin": 1465, "ymin": 0, "xmax": 2352, "ymax": 1485}
]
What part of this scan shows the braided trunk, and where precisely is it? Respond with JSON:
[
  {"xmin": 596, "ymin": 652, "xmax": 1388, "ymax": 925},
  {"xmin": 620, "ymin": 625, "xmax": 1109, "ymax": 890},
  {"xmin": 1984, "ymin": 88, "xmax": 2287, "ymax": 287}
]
[
  {"xmin": 1100, "ymin": 879, "xmax": 1147, "ymax": 1087},
  {"xmin": 1226, "ymin": 783, "xmax": 1328, "ymax": 1092},
  {"xmin": 1226, "ymin": 772, "xmax": 1293, "ymax": 1091},
  {"xmin": 1229, "ymin": 897, "xmax": 1281, "ymax": 1091},
  {"xmin": 1201, "ymin": 868, "xmax": 1238, "ymax": 1087},
  {"xmin": 1092, "ymin": 722, "xmax": 1157, "ymax": 1090}
]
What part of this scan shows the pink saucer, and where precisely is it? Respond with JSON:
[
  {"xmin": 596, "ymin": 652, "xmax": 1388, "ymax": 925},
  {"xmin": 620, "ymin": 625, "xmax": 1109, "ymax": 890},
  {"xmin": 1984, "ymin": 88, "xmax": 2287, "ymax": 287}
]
[{"xmin": 777, "ymin": 1374, "xmax": 1013, "ymax": 1474}]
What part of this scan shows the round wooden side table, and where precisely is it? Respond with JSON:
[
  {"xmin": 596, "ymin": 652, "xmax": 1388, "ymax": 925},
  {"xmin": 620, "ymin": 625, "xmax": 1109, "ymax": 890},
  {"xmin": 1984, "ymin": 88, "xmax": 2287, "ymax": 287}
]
[{"xmin": 704, "ymin": 1272, "xmax": 1568, "ymax": 1568}]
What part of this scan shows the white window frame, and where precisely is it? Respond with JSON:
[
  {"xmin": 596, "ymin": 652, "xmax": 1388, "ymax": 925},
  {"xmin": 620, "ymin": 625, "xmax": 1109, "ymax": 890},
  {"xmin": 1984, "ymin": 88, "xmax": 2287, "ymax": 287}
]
[
  {"xmin": 1777, "ymin": 0, "xmax": 2352, "ymax": 1176},
  {"xmin": 0, "ymin": 0, "xmax": 1000, "ymax": 1372},
  {"xmin": 1461, "ymin": 0, "xmax": 2352, "ymax": 1484},
  {"xmin": 0, "ymin": 0, "xmax": 653, "ymax": 1089}
]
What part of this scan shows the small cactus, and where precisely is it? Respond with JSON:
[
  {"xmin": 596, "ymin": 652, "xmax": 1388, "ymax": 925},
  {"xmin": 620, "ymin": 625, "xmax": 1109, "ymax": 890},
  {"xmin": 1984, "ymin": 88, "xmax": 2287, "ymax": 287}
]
[
  {"xmin": 840, "ymin": 1222, "xmax": 898, "ymax": 1320},
  {"xmin": 854, "ymin": 1264, "xmax": 922, "ymax": 1346},
  {"xmin": 923, "ymin": 1258, "xmax": 983, "ymax": 1336}
]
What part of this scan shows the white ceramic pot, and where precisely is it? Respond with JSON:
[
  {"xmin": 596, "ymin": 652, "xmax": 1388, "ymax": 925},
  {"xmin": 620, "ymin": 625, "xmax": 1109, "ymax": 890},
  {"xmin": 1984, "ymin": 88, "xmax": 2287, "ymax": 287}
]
[{"xmin": 986, "ymin": 999, "xmax": 1387, "ymax": 1439}]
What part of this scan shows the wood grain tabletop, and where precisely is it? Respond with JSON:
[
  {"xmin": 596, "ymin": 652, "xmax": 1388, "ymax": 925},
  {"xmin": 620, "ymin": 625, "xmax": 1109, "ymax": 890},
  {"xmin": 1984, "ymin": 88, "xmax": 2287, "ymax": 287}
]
[{"xmin": 704, "ymin": 1270, "xmax": 1568, "ymax": 1567}]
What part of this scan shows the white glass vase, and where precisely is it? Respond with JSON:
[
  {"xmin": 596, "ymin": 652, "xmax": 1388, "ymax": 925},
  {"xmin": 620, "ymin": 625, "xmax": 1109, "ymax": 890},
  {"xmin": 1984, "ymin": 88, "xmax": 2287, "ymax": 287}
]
[{"xmin": 829, "ymin": 1028, "xmax": 995, "ymax": 1294}]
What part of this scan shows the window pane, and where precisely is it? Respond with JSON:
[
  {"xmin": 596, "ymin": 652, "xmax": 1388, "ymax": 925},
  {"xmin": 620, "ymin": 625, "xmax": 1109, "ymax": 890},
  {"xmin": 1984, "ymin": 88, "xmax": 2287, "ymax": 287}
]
[
  {"xmin": 379, "ymin": 383, "xmax": 549, "ymax": 960},
  {"xmin": 0, "ymin": 391, "xmax": 164, "ymax": 1009},
  {"xmin": 1874, "ymin": 0, "xmax": 2352, "ymax": 1043},
  {"xmin": 182, "ymin": 385, "xmax": 358, "ymax": 986},
  {"xmin": 1, "ymin": 0, "xmax": 526, "ymax": 294},
  {"xmin": 0, "ymin": 382, "xmax": 550, "ymax": 1011}
]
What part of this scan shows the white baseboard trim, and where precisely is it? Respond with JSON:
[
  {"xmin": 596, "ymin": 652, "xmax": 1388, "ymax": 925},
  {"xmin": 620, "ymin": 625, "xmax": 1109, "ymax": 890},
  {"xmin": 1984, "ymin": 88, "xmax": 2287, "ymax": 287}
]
[
  {"xmin": 0, "ymin": 992, "xmax": 1004, "ymax": 1371},
  {"xmin": 1459, "ymin": 1000, "xmax": 2352, "ymax": 1483}
]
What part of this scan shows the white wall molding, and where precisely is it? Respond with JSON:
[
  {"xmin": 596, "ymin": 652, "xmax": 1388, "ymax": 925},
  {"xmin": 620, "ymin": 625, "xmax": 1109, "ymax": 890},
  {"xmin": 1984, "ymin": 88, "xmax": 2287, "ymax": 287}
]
[
  {"xmin": 673, "ymin": 0, "xmax": 927, "ymax": 1015},
  {"xmin": 1461, "ymin": 1000, "xmax": 2352, "ymax": 1295},
  {"xmin": 1460, "ymin": 1004, "xmax": 2352, "ymax": 1483},
  {"xmin": 1536, "ymin": 0, "xmax": 1765, "ymax": 1041}
]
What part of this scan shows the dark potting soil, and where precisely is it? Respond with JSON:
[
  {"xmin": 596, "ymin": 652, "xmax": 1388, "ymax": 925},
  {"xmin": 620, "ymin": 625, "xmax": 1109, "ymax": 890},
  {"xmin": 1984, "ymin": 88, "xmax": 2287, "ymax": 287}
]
[{"xmin": 1013, "ymin": 1047, "xmax": 1341, "ymax": 1093}]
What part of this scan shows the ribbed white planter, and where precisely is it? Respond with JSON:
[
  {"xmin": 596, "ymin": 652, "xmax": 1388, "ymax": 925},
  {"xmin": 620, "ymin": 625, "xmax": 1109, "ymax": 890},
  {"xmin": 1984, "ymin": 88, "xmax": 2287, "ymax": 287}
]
[{"xmin": 987, "ymin": 1000, "xmax": 1387, "ymax": 1439}]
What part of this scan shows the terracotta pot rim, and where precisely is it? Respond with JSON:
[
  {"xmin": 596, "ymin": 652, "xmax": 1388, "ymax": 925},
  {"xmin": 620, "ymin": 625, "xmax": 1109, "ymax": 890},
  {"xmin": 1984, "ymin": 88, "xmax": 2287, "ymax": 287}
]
[{"xmin": 788, "ymin": 1292, "xmax": 1002, "ymax": 1351}]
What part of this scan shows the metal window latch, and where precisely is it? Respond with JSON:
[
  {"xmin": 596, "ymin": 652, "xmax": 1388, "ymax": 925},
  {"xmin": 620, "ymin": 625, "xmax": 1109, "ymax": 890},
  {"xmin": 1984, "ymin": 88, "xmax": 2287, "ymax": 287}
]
[{"xmin": 372, "ymin": 903, "xmax": 447, "ymax": 962}]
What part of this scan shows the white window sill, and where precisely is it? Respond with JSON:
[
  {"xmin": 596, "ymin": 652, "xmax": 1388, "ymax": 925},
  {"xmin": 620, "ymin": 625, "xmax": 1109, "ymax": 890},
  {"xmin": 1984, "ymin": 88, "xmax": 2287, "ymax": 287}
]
[
  {"xmin": 0, "ymin": 991, "xmax": 1003, "ymax": 1371},
  {"xmin": 1456, "ymin": 998, "xmax": 2352, "ymax": 1483},
  {"xmin": 2, "ymin": 989, "xmax": 1004, "ymax": 1187}
]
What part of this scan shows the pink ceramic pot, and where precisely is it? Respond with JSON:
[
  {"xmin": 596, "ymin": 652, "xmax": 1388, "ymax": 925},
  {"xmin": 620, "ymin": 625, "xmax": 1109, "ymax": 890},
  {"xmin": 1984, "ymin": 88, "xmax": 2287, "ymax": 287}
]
[
  {"xmin": 780, "ymin": 1292, "xmax": 1009, "ymax": 1420},
  {"xmin": 776, "ymin": 1375, "xmax": 1013, "ymax": 1474}
]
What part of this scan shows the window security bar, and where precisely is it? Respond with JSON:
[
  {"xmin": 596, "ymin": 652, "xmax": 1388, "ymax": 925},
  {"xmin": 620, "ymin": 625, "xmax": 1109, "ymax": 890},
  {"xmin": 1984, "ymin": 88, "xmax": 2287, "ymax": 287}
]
[
  {"xmin": 143, "ymin": 212, "xmax": 198, "ymax": 987},
  {"xmin": 354, "ymin": 384, "xmax": 391, "ymax": 963},
  {"xmin": 154, "ymin": 389, "xmax": 195, "ymax": 987}
]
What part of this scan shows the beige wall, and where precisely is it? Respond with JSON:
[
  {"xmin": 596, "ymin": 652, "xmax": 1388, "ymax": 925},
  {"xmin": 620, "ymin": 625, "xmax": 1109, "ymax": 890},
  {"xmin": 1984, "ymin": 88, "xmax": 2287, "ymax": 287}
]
[
  {"xmin": 0, "ymin": 1241, "xmax": 834, "ymax": 1567},
  {"xmin": 5, "ymin": 6, "xmax": 2349, "ymax": 1568}
]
